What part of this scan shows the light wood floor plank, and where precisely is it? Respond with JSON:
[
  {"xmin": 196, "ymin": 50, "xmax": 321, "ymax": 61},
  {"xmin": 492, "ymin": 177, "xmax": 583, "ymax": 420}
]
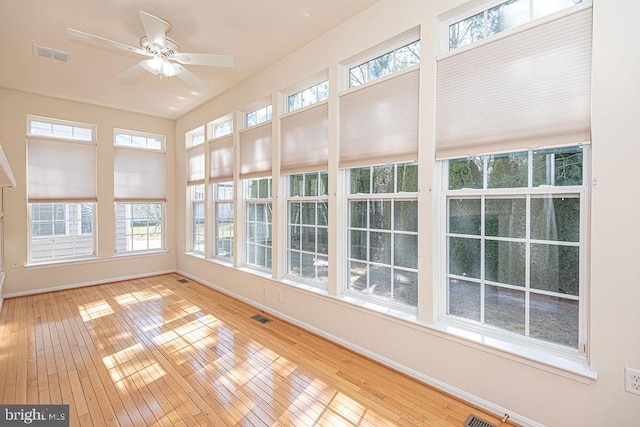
[{"xmin": 0, "ymin": 273, "xmax": 511, "ymax": 426}]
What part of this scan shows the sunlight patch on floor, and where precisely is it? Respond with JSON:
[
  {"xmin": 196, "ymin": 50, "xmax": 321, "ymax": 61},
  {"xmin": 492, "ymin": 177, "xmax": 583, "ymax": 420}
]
[{"xmin": 78, "ymin": 300, "xmax": 114, "ymax": 321}]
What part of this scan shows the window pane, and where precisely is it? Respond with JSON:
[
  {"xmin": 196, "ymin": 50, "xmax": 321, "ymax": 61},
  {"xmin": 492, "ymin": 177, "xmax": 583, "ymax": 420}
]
[
  {"xmin": 350, "ymin": 201, "xmax": 368, "ymax": 229},
  {"xmin": 349, "ymin": 64, "xmax": 369, "ymax": 88},
  {"xmin": 369, "ymin": 266, "xmax": 392, "ymax": 299},
  {"xmin": 350, "ymin": 168, "xmax": 371, "ymax": 194},
  {"xmin": 448, "ymin": 158, "xmax": 483, "ymax": 190},
  {"xmin": 533, "ymin": 147, "xmax": 583, "ymax": 187},
  {"xmin": 449, "ymin": 12, "xmax": 484, "ymax": 50},
  {"xmin": 289, "ymin": 202, "xmax": 301, "ymax": 225},
  {"xmin": 485, "ymin": 240, "xmax": 526, "ymax": 286},
  {"xmin": 449, "ymin": 237, "xmax": 481, "ymax": 279},
  {"xmin": 448, "ymin": 278, "xmax": 481, "ymax": 321},
  {"xmin": 349, "ymin": 261, "xmax": 368, "ymax": 292},
  {"xmin": 397, "ymin": 163, "xmax": 418, "ymax": 192},
  {"xmin": 394, "ymin": 234, "xmax": 418, "ymax": 269},
  {"xmin": 370, "ymin": 53, "xmax": 394, "ymax": 79},
  {"xmin": 317, "ymin": 202, "xmax": 328, "ymax": 227},
  {"xmin": 530, "ymin": 244, "xmax": 579, "ymax": 295},
  {"xmin": 305, "ymin": 172, "xmax": 319, "ymax": 197},
  {"xmin": 485, "ymin": 198, "xmax": 525, "ymax": 238},
  {"xmin": 369, "ymin": 231, "xmax": 391, "ymax": 264},
  {"xmin": 301, "ymin": 226, "xmax": 316, "ymax": 253},
  {"xmin": 289, "ymin": 92, "xmax": 302, "ymax": 112},
  {"xmin": 487, "ymin": 0, "xmax": 529, "ymax": 36},
  {"xmin": 394, "ymin": 201, "xmax": 417, "ymax": 232},
  {"xmin": 349, "ymin": 230, "xmax": 367, "ymax": 261},
  {"xmin": 394, "ymin": 42, "xmax": 421, "ymax": 69},
  {"xmin": 317, "ymin": 227, "xmax": 328, "ymax": 255},
  {"xmin": 487, "ymin": 152, "xmax": 528, "ymax": 188},
  {"xmin": 394, "ymin": 270, "xmax": 418, "ymax": 306},
  {"xmin": 290, "ymin": 225, "xmax": 301, "ymax": 250},
  {"xmin": 529, "ymin": 293, "xmax": 579, "ymax": 348},
  {"xmin": 485, "ymin": 285, "xmax": 526, "ymax": 334},
  {"xmin": 301, "ymin": 202, "xmax": 316, "ymax": 225},
  {"xmin": 449, "ymin": 198, "xmax": 481, "ymax": 235},
  {"xmin": 372, "ymin": 165, "xmax": 394, "ymax": 193},
  {"xmin": 369, "ymin": 200, "xmax": 391, "ymax": 230},
  {"xmin": 289, "ymin": 250, "xmax": 301, "ymax": 275},
  {"xmin": 530, "ymin": 196, "xmax": 580, "ymax": 242},
  {"xmin": 533, "ymin": 0, "xmax": 582, "ymax": 19}
]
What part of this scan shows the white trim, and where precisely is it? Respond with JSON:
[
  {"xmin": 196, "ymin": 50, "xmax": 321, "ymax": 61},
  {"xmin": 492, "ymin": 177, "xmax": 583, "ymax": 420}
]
[
  {"xmin": 3, "ymin": 270, "xmax": 175, "ymax": 299},
  {"xmin": 176, "ymin": 268, "xmax": 546, "ymax": 427},
  {"xmin": 25, "ymin": 250, "xmax": 170, "ymax": 269}
]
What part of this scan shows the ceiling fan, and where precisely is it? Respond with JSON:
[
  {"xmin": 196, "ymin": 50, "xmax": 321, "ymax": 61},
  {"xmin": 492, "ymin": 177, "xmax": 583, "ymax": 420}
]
[{"xmin": 66, "ymin": 11, "xmax": 235, "ymax": 91}]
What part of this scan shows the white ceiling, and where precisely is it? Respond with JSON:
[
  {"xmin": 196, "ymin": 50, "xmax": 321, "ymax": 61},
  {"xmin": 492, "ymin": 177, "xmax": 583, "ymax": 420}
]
[{"xmin": 0, "ymin": 0, "xmax": 380, "ymax": 119}]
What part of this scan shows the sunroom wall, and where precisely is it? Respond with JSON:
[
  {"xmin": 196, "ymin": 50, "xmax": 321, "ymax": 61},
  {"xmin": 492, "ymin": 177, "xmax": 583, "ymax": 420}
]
[{"xmin": 175, "ymin": 0, "xmax": 640, "ymax": 425}]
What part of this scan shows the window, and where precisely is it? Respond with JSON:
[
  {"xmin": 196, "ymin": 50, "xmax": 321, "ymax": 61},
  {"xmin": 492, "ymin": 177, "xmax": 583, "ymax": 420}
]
[
  {"xmin": 186, "ymin": 126, "xmax": 205, "ymax": 148},
  {"xmin": 444, "ymin": 146, "xmax": 587, "ymax": 349},
  {"xmin": 214, "ymin": 182, "xmax": 234, "ymax": 260},
  {"xmin": 349, "ymin": 40, "xmax": 420, "ymax": 88},
  {"xmin": 287, "ymin": 172, "xmax": 329, "ymax": 285},
  {"xmin": 245, "ymin": 178, "xmax": 272, "ymax": 270},
  {"xmin": 246, "ymin": 105, "xmax": 272, "ymax": 128},
  {"xmin": 190, "ymin": 185, "xmax": 205, "ymax": 254},
  {"xmin": 115, "ymin": 203, "xmax": 164, "ymax": 253},
  {"xmin": 212, "ymin": 119, "xmax": 233, "ymax": 138},
  {"xmin": 347, "ymin": 163, "xmax": 419, "ymax": 307},
  {"xmin": 115, "ymin": 130, "xmax": 163, "ymax": 150},
  {"xmin": 288, "ymin": 81, "xmax": 329, "ymax": 112},
  {"xmin": 448, "ymin": 0, "xmax": 583, "ymax": 50},
  {"xmin": 28, "ymin": 116, "xmax": 94, "ymax": 142},
  {"xmin": 27, "ymin": 116, "xmax": 97, "ymax": 263},
  {"xmin": 30, "ymin": 203, "xmax": 95, "ymax": 262}
]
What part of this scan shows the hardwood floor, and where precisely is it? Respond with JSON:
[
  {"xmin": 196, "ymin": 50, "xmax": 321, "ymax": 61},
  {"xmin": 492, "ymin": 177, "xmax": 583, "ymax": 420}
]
[{"xmin": 0, "ymin": 274, "xmax": 507, "ymax": 426}]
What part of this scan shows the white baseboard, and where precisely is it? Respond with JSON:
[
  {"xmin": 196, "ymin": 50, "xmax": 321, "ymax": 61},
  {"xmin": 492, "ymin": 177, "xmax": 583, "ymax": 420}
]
[
  {"xmin": 3, "ymin": 269, "xmax": 176, "ymax": 299},
  {"xmin": 177, "ymin": 269, "xmax": 544, "ymax": 427}
]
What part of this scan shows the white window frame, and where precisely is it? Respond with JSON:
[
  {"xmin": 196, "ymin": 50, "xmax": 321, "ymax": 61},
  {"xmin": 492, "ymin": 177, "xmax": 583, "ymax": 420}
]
[
  {"xmin": 189, "ymin": 184, "xmax": 206, "ymax": 255},
  {"xmin": 287, "ymin": 80, "xmax": 329, "ymax": 113},
  {"xmin": 114, "ymin": 128, "xmax": 165, "ymax": 151},
  {"xmin": 439, "ymin": 146, "xmax": 590, "ymax": 358},
  {"xmin": 443, "ymin": 0, "xmax": 588, "ymax": 52},
  {"xmin": 245, "ymin": 104, "xmax": 273, "ymax": 129},
  {"xmin": 115, "ymin": 202, "xmax": 165, "ymax": 254},
  {"xmin": 213, "ymin": 182, "xmax": 234, "ymax": 261},
  {"xmin": 244, "ymin": 177, "xmax": 272, "ymax": 271},
  {"xmin": 346, "ymin": 37, "xmax": 420, "ymax": 89},
  {"xmin": 285, "ymin": 171, "xmax": 329, "ymax": 287},
  {"xmin": 344, "ymin": 163, "xmax": 419, "ymax": 312},
  {"xmin": 208, "ymin": 118, "xmax": 234, "ymax": 139},
  {"xmin": 27, "ymin": 115, "xmax": 95, "ymax": 142},
  {"xmin": 186, "ymin": 126, "xmax": 205, "ymax": 148}
]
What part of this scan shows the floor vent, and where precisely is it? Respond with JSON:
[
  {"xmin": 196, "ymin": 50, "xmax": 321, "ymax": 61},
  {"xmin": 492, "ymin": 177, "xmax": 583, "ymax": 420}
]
[
  {"xmin": 251, "ymin": 314, "xmax": 272, "ymax": 324},
  {"xmin": 177, "ymin": 279, "xmax": 189, "ymax": 283},
  {"xmin": 464, "ymin": 414, "xmax": 497, "ymax": 427}
]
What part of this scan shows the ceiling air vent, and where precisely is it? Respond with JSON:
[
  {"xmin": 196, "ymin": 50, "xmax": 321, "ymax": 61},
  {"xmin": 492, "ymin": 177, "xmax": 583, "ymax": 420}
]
[{"xmin": 33, "ymin": 44, "xmax": 71, "ymax": 63}]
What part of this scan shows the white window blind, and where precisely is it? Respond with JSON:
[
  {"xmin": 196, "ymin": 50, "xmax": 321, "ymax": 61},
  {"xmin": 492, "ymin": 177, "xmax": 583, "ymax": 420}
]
[
  {"xmin": 114, "ymin": 147, "xmax": 166, "ymax": 201},
  {"xmin": 27, "ymin": 138, "xmax": 96, "ymax": 202},
  {"xmin": 339, "ymin": 68, "xmax": 419, "ymax": 169},
  {"xmin": 281, "ymin": 101, "xmax": 328, "ymax": 175},
  {"xmin": 436, "ymin": 7, "xmax": 593, "ymax": 160},
  {"xmin": 187, "ymin": 144, "xmax": 205, "ymax": 186},
  {"xmin": 209, "ymin": 135, "xmax": 234, "ymax": 182},
  {"xmin": 239, "ymin": 122, "xmax": 272, "ymax": 179}
]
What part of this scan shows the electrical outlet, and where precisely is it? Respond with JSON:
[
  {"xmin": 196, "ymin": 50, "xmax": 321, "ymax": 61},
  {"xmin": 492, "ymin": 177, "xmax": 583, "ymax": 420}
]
[
  {"xmin": 277, "ymin": 291, "xmax": 283, "ymax": 303},
  {"xmin": 625, "ymin": 367, "xmax": 640, "ymax": 395}
]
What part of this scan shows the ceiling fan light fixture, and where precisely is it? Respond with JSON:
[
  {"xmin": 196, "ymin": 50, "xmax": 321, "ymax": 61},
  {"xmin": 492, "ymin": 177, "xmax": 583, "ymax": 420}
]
[{"xmin": 141, "ymin": 57, "xmax": 180, "ymax": 77}]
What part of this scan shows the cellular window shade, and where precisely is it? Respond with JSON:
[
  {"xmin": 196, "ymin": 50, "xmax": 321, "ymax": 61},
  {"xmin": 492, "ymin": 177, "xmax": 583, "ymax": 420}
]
[
  {"xmin": 187, "ymin": 144, "xmax": 205, "ymax": 185},
  {"xmin": 209, "ymin": 135, "xmax": 233, "ymax": 182},
  {"xmin": 239, "ymin": 122, "xmax": 272, "ymax": 179},
  {"xmin": 27, "ymin": 138, "xmax": 96, "ymax": 202},
  {"xmin": 114, "ymin": 147, "xmax": 166, "ymax": 201},
  {"xmin": 281, "ymin": 102, "xmax": 329, "ymax": 175},
  {"xmin": 340, "ymin": 68, "xmax": 419, "ymax": 169},
  {"xmin": 436, "ymin": 7, "xmax": 593, "ymax": 160}
]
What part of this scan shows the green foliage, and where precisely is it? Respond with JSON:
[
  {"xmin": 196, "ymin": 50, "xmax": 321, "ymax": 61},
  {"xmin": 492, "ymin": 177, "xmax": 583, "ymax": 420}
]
[{"xmin": 449, "ymin": 159, "xmax": 483, "ymax": 189}]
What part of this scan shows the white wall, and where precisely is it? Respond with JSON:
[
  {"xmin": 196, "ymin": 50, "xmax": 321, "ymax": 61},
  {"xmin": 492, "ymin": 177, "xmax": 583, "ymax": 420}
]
[
  {"xmin": 0, "ymin": 88, "xmax": 176, "ymax": 296},
  {"xmin": 174, "ymin": 0, "xmax": 640, "ymax": 425}
]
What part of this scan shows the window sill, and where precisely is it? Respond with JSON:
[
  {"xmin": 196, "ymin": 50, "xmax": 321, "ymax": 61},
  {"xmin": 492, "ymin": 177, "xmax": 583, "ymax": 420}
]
[{"xmin": 25, "ymin": 250, "xmax": 169, "ymax": 269}]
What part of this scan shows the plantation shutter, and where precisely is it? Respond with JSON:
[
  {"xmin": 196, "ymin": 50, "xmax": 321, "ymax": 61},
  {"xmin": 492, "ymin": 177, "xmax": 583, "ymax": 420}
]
[
  {"xmin": 339, "ymin": 68, "xmax": 419, "ymax": 168},
  {"xmin": 280, "ymin": 102, "xmax": 329, "ymax": 175},
  {"xmin": 114, "ymin": 147, "xmax": 166, "ymax": 201},
  {"xmin": 209, "ymin": 135, "xmax": 234, "ymax": 182},
  {"xmin": 239, "ymin": 122, "xmax": 272, "ymax": 179},
  {"xmin": 187, "ymin": 144, "xmax": 205, "ymax": 185},
  {"xmin": 27, "ymin": 138, "xmax": 97, "ymax": 202},
  {"xmin": 436, "ymin": 7, "xmax": 593, "ymax": 160}
]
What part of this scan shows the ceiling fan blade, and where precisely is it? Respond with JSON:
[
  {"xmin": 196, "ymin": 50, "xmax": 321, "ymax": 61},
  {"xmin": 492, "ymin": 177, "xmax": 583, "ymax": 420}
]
[
  {"xmin": 66, "ymin": 28, "xmax": 149, "ymax": 56},
  {"xmin": 139, "ymin": 11, "xmax": 168, "ymax": 50},
  {"xmin": 173, "ymin": 53, "xmax": 235, "ymax": 68},
  {"xmin": 117, "ymin": 62, "xmax": 146, "ymax": 79},
  {"xmin": 175, "ymin": 65, "xmax": 208, "ymax": 91}
]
